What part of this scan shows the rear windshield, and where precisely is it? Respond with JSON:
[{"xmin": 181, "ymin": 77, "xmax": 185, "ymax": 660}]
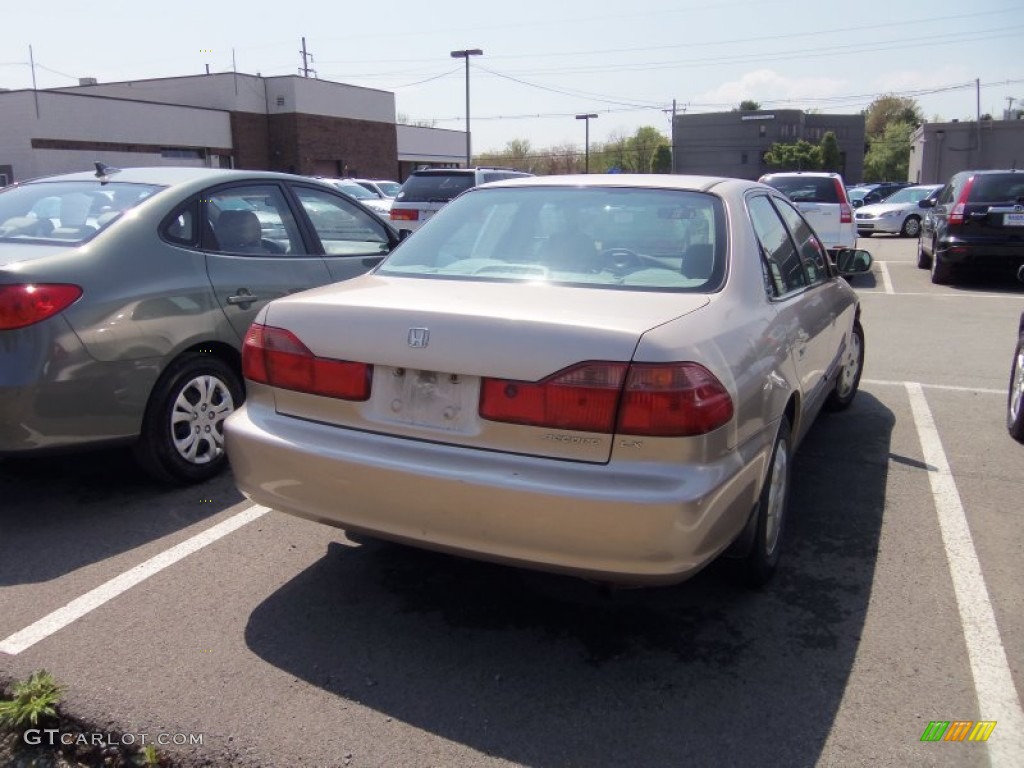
[
  {"xmin": 763, "ymin": 176, "xmax": 840, "ymax": 204},
  {"xmin": 378, "ymin": 186, "xmax": 728, "ymax": 292},
  {"xmin": 0, "ymin": 181, "xmax": 163, "ymax": 245},
  {"xmin": 968, "ymin": 174, "xmax": 1024, "ymax": 203},
  {"xmin": 396, "ymin": 173, "xmax": 475, "ymax": 203}
]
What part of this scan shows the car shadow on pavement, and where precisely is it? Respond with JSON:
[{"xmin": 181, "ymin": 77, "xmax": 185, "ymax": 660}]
[
  {"xmin": 0, "ymin": 447, "xmax": 243, "ymax": 586},
  {"xmin": 245, "ymin": 393, "xmax": 894, "ymax": 767}
]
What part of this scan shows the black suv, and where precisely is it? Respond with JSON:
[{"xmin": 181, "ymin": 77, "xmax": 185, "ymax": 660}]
[
  {"xmin": 390, "ymin": 167, "xmax": 532, "ymax": 233},
  {"xmin": 917, "ymin": 169, "xmax": 1024, "ymax": 284}
]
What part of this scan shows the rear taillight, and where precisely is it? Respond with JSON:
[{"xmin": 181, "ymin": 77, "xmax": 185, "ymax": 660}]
[
  {"xmin": 948, "ymin": 176, "xmax": 976, "ymax": 225},
  {"xmin": 242, "ymin": 323, "xmax": 371, "ymax": 401},
  {"xmin": 480, "ymin": 362, "xmax": 627, "ymax": 432},
  {"xmin": 0, "ymin": 284, "xmax": 83, "ymax": 330},
  {"xmin": 617, "ymin": 363, "xmax": 734, "ymax": 436},
  {"xmin": 389, "ymin": 208, "xmax": 418, "ymax": 222},
  {"xmin": 479, "ymin": 361, "xmax": 733, "ymax": 437},
  {"xmin": 834, "ymin": 179, "xmax": 852, "ymax": 224}
]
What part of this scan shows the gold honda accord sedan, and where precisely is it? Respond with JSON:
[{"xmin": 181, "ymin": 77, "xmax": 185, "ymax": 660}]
[{"xmin": 226, "ymin": 174, "xmax": 871, "ymax": 586}]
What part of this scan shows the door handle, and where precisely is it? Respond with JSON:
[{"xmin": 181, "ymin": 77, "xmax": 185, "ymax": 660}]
[{"xmin": 226, "ymin": 289, "xmax": 260, "ymax": 306}]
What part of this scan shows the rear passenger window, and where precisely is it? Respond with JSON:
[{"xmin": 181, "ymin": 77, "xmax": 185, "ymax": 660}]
[
  {"xmin": 203, "ymin": 185, "xmax": 303, "ymax": 256},
  {"xmin": 772, "ymin": 198, "xmax": 829, "ymax": 286},
  {"xmin": 748, "ymin": 195, "xmax": 807, "ymax": 297}
]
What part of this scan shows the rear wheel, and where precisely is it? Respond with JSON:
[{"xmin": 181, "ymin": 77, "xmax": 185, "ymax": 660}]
[
  {"xmin": 825, "ymin": 322, "xmax": 864, "ymax": 411},
  {"xmin": 930, "ymin": 250, "xmax": 954, "ymax": 285},
  {"xmin": 1009, "ymin": 336, "xmax": 1024, "ymax": 442},
  {"xmin": 916, "ymin": 237, "xmax": 931, "ymax": 269},
  {"xmin": 901, "ymin": 215, "xmax": 921, "ymax": 238},
  {"xmin": 133, "ymin": 353, "xmax": 242, "ymax": 484},
  {"xmin": 744, "ymin": 416, "xmax": 792, "ymax": 588}
]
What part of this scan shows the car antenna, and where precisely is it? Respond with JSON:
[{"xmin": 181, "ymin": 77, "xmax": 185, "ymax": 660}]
[{"xmin": 94, "ymin": 161, "xmax": 122, "ymax": 182}]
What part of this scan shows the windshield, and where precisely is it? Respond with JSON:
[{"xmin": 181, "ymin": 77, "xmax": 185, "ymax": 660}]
[
  {"xmin": 0, "ymin": 181, "xmax": 163, "ymax": 245},
  {"xmin": 372, "ymin": 181, "xmax": 402, "ymax": 197},
  {"xmin": 884, "ymin": 186, "xmax": 941, "ymax": 204},
  {"xmin": 378, "ymin": 186, "xmax": 727, "ymax": 292}
]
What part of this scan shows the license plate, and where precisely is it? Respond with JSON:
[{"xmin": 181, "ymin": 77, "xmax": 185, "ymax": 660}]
[
  {"xmin": 1005, "ymin": 213, "xmax": 1024, "ymax": 226},
  {"xmin": 372, "ymin": 367, "xmax": 478, "ymax": 432}
]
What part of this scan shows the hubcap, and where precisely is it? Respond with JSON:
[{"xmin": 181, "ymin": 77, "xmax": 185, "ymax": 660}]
[
  {"xmin": 1011, "ymin": 348, "xmax": 1024, "ymax": 424},
  {"xmin": 764, "ymin": 437, "xmax": 789, "ymax": 556},
  {"xmin": 170, "ymin": 375, "xmax": 235, "ymax": 465},
  {"xmin": 836, "ymin": 330, "xmax": 863, "ymax": 399},
  {"xmin": 905, "ymin": 218, "xmax": 920, "ymax": 237}
]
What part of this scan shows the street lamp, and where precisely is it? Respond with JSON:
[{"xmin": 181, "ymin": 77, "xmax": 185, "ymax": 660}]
[
  {"xmin": 450, "ymin": 48, "xmax": 483, "ymax": 167},
  {"xmin": 576, "ymin": 113, "xmax": 598, "ymax": 173}
]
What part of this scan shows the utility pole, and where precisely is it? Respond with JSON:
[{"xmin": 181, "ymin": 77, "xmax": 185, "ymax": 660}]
[
  {"xmin": 299, "ymin": 37, "xmax": 316, "ymax": 79},
  {"xmin": 29, "ymin": 45, "xmax": 39, "ymax": 118}
]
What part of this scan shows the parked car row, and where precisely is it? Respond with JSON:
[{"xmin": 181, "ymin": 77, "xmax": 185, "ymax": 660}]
[{"xmin": 6, "ymin": 160, "xmax": 1019, "ymax": 590}]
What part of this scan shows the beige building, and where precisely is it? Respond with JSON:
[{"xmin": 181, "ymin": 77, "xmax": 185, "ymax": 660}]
[
  {"xmin": 0, "ymin": 72, "xmax": 466, "ymax": 185},
  {"xmin": 908, "ymin": 118, "xmax": 1024, "ymax": 184}
]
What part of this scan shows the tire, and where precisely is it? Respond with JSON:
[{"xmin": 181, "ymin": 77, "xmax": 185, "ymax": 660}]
[
  {"xmin": 916, "ymin": 237, "xmax": 931, "ymax": 269},
  {"xmin": 133, "ymin": 352, "xmax": 242, "ymax": 484},
  {"xmin": 743, "ymin": 416, "xmax": 793, "ymax": 588},
  {"xmin": 825, "ymin": 321, "xmax": 864, "ymax": 411},
  {"xmin": 901, "ymin": 215, "xmax": 921, "ymax": 238},
  {"xmin": 930, "ymin": 249, "xmax": 954, "ymax": 285},
  {"xmin": 1009, "ymin": 336, "xmax": 1024, "ymax": 443},
  {"xmin": 858, "ymin": 231, "xmax": 873, "ymax": 238}
]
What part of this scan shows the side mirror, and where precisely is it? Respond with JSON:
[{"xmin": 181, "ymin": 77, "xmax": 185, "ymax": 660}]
[
  {"xmin": 918, "ymin": 199, "xmax": 936, "ymax": 209},
  {"xmin": 398, "ymin": 228, "xmax": 413, "ymax": 241},
  {"xmin": 835, "ymin": 248, "xmax": 873, "ymax": 275},
  {"xmin": 851, "ymin": 199, "xmax": 864, "ymax": 208}
]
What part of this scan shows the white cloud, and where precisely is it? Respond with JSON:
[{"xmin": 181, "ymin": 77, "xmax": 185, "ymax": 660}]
[{"xmin": 689, "ymin": 69, "xmax": 848, "ymax": 111}]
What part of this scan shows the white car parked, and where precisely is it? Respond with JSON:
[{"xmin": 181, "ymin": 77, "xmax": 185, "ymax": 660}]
[
  {"xmin": 758, "ymin": 172, "xmax": 857, "ymax": 255},
  {"xmin": 854, "ymin": 185, "xmax": 942, "ymax": 238}
]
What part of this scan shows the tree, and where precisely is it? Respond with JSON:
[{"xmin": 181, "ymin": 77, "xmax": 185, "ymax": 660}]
[
  {"xmin": 863, "ymin": 120, "xmax": 915, "ymax": 181},
  {"xmin": 737, "ymin": 100, "xmax": 762, "ymax": 111},
  {"xmin": 820, "ymin": 131, "xmax": 841, "ymax": 172},
  {"xmin": 863, "ymin": 95, "xmax": 923, "ymax": 137},
  {"xmin": 627, "ymin": 126, "xmax": 667, "ymax": 173},
  {"xmin": 652, "ymin": 145, "xmax": 672, "ymax": 173},
  {"xmin": 763, "ymin": 140, "xmax": 822, "ymax": 171}
]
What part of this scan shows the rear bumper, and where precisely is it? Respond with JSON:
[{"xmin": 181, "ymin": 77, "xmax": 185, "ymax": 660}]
[
  {"xmin": 936, "ymin": 239, "xmax": 1024, "ymax": 270},
  {"xmin": 226, "ymin": 402, "xmax": 771, "ymax": 586}
]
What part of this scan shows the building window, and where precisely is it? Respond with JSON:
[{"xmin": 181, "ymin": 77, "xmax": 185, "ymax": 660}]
[
  {"xmin": 160, "ymin": 148, "xmax": 205, "ymax": 159},
  {"xmin": 741, "ymin": 152, "xmax": 749, "ymax": 164},
  {"xmin": 759, "ymin": 124, "xmax": 766, "ymax": 138},
  {"xmin": 276, "ymin": 96, "xmax": 285, "ymax": 107}
]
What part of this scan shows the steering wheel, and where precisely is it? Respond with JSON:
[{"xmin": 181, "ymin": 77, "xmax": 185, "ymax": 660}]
[{"xmin": 598, "ymin": 248, "xmax": 646, "ymax": 274}]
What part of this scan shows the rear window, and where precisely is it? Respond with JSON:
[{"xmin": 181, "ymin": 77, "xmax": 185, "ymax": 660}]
[
  {"xmin": 0, "ymin": 181, "xmax": 163, "ymax": 245},
  {"xmin": 968, "ymin": 174, "xmax": 1024, "ymax": 203},
  {"xmin": 396, "ymin": 173, "xmax": 475, "ymax": 203},
  {"xmin": 378, "ymin": 186, "xmax": 727, "ymax": 293},
  {"xmin": 763, "ymin": 176, "xmax": 840, "ymax": 204}
]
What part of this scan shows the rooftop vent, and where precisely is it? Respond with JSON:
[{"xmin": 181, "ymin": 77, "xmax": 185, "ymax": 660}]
[{"xmin": 78, "ymin": 77, "xmax": 98, "ymax": 86}]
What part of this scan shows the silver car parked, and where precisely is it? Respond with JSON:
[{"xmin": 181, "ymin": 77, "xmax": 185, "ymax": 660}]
[
  {"xmin": 227, "ymin": 174, "xmax": 872, "ymax": 587},
  {"xmin": 0, "ymin": 165, "xmax": 400, "ymax": 483}
]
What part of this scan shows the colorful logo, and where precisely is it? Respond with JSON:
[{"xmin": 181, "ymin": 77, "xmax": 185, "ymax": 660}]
[{"xmin": 920, "ymin": 720, "xmax": 997, "ymax": 742}]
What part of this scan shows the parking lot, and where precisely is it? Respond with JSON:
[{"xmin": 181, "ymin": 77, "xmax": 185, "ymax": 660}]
[{"xmin": 1, "ymin": 235, "xmax": 1022, "ymax": 768}]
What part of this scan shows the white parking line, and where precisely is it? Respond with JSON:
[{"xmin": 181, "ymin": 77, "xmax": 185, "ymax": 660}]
[
  {"xmin": 0, "ymin": 505, "xmax": 269, "ymax": 656},
  {"xmin": 876, "ymin": 262, "xmax": 895, "ymax": 295},
  {"xmin": 863, "ymin": 378, "xmax": 1004, "ymax": 395},
  {"xmin": 905, "ymin": 383, "xmax": 1024, "ymax": 766}
]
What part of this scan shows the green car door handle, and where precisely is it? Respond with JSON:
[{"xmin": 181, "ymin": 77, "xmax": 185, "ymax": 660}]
[{"xmin": 227, "ymin": 289, "xmax": 260, "ymax": 307}]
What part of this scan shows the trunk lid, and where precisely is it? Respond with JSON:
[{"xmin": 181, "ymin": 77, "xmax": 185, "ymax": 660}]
[{"xmin": 260, "ymin": 275, "xmax": 710, "ymax": 462}]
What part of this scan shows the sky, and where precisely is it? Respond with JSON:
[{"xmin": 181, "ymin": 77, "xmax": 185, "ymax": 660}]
[{"xmin": 2, "ymin": 0, "xmax": 1022, "ymax": 156}]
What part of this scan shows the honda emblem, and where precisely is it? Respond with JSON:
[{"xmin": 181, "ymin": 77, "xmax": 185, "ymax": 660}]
[{"xmin": 408, "ymin": 328, "xmax": 430, "ymax": 348}]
